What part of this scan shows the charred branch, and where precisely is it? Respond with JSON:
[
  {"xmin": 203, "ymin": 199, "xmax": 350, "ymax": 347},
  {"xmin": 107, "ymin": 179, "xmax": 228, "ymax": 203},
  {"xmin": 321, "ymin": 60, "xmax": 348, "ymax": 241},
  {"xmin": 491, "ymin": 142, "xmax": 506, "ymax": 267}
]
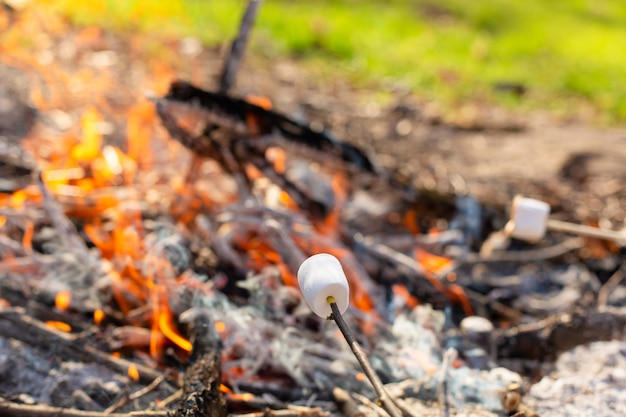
[{"xmin": 172, "ymin": 309, "xmax": 226, "ymax": 417}]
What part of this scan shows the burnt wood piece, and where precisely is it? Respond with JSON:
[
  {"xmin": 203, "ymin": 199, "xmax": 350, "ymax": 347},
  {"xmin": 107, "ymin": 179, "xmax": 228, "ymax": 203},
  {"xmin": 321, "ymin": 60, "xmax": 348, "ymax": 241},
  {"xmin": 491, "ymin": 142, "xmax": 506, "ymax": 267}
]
[
  {"xmin": 172, "ymin": 309, "xmax": 226, "ymax": 417},
  {"xmin": 156, "ymin": 81, "xmax": 379, "ymax": 175},
  {"xmin": 0, "ymin": 138, "xmax": 37, "ymax": 192},
  {"xmin": 496, "ymin": 306, "xmax": 626, "ymax": 360}
]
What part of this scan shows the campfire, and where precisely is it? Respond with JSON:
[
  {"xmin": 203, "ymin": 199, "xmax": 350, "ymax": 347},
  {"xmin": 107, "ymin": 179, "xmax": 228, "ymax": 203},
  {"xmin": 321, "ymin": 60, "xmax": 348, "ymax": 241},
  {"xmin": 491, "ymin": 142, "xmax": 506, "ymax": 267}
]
[{"xmin": 1, "ymin": 3, "xmax": 625, "ymax": 417}]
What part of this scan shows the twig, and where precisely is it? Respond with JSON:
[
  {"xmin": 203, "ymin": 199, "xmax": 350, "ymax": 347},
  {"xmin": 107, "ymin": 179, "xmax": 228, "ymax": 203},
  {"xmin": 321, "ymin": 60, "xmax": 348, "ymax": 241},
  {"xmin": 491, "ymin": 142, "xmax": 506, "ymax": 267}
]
[
  {"xmin": 37, "ymin": 173, "xmax": 98, "ymax": 278},
  {"xmin": 0, "ymin": 398, "xmax": 167, "ymax": 417},
  {"xmin": 235, "ymin": 408, "xmax": 328, "ymax": 417},
  {"xmin": 219, "ymin": 0, "xmax": 263, "ymax": 93},
  {"xmin": 333, "ymin": 387, "xmax": 365, "ymax": 417},
  {"xmin": 329, "ymin": 301, "xmax": 403, "ymax": 417},
  {"xmin": 104, "ymin": 373, "xmax": 169, "ymax": 413},
  {"xmin": 437, "ymin": 348, "xmax": 457, "ymax": 417},
  {"xmin": 461, "ymin": 237, "xmax": 585, "ymax": 264},
  {"xmin": 351, "ymin": 393, "xmax": 389, "ymax": 417},
  {"xmin": 0, "ymin": 307, "xmax": 164, "ymax": 384},
  {"xmin": 598, "ymin": 263, "xmax": 626, "ymax": 308}
]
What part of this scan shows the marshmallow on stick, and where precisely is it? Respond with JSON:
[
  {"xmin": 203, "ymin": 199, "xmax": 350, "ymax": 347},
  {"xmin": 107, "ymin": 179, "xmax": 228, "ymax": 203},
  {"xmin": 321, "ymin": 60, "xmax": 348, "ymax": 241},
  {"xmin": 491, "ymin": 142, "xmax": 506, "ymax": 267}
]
[
  {"xmin": 505, "ymin": 195, "xmax": 626, "ymax": 243},
  {"xmin": 297, "ymin": 253, "xmax": 350, "ymax": 318},
  {"xmin": 505, "ymin": 196, "xmax": 550, "ymax": 241}
]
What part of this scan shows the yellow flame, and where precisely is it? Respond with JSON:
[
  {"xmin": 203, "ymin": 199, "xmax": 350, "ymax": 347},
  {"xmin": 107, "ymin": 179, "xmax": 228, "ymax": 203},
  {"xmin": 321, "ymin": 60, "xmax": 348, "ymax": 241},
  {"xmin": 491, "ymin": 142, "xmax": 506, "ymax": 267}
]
[{"xmin": 71, "ymin": 108, "xmax": 103, "ymax": 162}]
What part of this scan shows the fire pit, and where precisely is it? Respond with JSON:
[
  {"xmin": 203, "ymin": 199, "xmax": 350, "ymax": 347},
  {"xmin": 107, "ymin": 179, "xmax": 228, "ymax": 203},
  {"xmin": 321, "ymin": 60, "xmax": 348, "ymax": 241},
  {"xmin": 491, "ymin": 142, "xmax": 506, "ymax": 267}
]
[{"xmin": 1, "ymin": 3, "xmax": 625, "ymax": 417}]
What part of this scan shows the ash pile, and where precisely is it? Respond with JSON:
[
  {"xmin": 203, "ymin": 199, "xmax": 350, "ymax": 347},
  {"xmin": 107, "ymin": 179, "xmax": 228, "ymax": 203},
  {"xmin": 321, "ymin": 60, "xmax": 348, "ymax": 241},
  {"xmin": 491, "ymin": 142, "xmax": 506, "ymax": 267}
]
[{"xmin": 1, "ymin": 3, "xmax": 625, "ymax": 417}]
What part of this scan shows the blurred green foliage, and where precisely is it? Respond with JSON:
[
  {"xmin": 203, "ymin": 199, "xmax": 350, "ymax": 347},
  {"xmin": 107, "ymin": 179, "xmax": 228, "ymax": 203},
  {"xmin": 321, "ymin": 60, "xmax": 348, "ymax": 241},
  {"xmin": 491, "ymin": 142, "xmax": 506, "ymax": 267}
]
[{"xmin": 42, "ymin": 0, "xmax": 626, "ymax": 122}]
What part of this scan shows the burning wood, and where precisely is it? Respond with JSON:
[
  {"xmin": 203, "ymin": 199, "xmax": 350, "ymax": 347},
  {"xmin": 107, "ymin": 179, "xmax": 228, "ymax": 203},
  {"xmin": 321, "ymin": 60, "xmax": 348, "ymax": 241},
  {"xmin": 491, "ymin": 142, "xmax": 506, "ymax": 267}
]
[{"xmin": 0, "ymin": 3, "xmax": 624, "ymax": 417}]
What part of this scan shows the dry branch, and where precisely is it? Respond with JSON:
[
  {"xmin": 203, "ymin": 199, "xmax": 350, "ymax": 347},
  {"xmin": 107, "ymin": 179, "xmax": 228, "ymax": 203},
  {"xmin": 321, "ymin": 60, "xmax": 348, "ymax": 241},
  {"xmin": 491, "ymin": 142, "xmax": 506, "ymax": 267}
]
[
  {"xmin": 0, "ymin": 398, "xmax": 166, "ymax": 417},
  {"xmin": 172, "ymin": 309, "xmax": 226, "ymax": 417},
  {"xmin": 0, "ymin": 307, "xmax": 163, "ymax": 384},
  {"xmin": 497, "ymin": 306, "xmax": 626, "ymax": 360}
]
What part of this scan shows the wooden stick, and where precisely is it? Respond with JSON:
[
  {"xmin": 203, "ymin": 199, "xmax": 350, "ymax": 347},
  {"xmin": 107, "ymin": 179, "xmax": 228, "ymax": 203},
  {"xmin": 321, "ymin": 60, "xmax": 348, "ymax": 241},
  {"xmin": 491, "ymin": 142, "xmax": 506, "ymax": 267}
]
[
  {"xmin": 219, "ymin": 0, "xmax": 263, "ymax": 93},
  {"xmin": 546, "ymin": 218, "xmax": 626, "ymax": 243},
  {"xmin": 333, "ymin": 387, "xmax": 365, "ymax": 417},
  {"xmin": 0, "ymin": 399, "xmax": 167, "ymax": 417},
  {"xmin": 597, "ymin": 263, "xmax": 626, "ymax": 308},
  {"xmin": 329, "ymin": 301, "xmax": 404, "ymax": 417}
]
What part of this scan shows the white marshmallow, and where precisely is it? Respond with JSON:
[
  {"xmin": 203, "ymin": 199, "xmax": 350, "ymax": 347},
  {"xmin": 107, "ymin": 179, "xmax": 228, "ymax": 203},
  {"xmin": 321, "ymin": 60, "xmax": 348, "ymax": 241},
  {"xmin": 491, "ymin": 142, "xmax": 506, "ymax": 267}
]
[
  {"xmin": 505, "ymin": 196, "xmax": 550, "ymax": 242},
  {"xmin": 297, "ymin": 253, "xmax": 350, "ymax": 318}
]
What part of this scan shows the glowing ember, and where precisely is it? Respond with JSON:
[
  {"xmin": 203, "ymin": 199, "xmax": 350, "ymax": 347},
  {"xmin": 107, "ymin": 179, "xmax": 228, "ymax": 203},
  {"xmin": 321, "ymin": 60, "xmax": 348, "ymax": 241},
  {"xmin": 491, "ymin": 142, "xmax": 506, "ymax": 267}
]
[
  {"xmin": 46, "ymin": 321, "xmax": 72, "ymax": 332},
  {"xmin": 215, "ymin": 321, "xmax": 226, "ymax": 334},
  {"xmin": 93, "ymin": 308, "xmax": 105, "ymax": 325},
  {"xmin": 55, "ymin": 291, "xmax": 72, "ymax": 311},
  {"xmin": 128, "ymin": 364, "xmax": 140, "ymax": 382}
]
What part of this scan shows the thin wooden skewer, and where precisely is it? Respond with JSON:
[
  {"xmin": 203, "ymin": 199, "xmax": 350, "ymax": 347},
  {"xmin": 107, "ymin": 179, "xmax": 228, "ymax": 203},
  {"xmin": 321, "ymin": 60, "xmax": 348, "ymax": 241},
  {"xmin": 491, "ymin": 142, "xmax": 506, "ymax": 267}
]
[
  {"xmin": 546, "ymin": 218, "xmax": 626, "ymax": 243},
  {"xmin": 327, "ymin": 297, "xmax": 403, "ymax": 417}
]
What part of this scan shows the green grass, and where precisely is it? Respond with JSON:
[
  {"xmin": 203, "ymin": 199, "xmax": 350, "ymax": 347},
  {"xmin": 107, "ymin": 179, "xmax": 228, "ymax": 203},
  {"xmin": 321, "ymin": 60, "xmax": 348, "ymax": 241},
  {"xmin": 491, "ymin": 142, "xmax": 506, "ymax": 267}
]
[{"xmin": 39, "ymin": 0, "xmax": 626, "ymax": 123}]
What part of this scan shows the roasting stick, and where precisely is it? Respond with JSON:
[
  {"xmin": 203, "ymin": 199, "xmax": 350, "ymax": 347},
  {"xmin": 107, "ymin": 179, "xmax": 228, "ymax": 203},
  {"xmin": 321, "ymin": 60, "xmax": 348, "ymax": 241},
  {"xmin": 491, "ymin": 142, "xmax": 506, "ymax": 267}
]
[
  {"xmin": 328, "ymin": 299, "xmax": 404, "ymax": 417},
  {"xmin": 545, "ymin": 218, "xmax": 626, "ymax": 242},
  {"xmin": 297, "ymin": 254, "xmax": 407, "ymax": 417},
  {"xmin": 219, "ymin": 0, "xmax": 263, "ymax": 94}
]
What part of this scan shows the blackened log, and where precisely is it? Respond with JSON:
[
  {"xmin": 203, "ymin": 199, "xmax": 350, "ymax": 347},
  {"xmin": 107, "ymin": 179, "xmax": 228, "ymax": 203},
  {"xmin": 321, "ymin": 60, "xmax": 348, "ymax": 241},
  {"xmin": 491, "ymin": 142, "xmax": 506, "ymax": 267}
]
[
  {"xmin": 156, "ymin": 81, "xmax": 379, "ymax": 175},
  {"xmin": 172, "ymin": 309, "xmax": 226, "ymax": 417}
]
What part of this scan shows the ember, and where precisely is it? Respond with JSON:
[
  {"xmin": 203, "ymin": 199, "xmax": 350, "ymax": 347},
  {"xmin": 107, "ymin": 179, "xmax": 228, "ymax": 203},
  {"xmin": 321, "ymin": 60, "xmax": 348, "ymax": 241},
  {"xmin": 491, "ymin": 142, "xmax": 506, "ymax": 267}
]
[{"xmin": 1, "ymin": 3, "xmax": 625, "ymax": 417}]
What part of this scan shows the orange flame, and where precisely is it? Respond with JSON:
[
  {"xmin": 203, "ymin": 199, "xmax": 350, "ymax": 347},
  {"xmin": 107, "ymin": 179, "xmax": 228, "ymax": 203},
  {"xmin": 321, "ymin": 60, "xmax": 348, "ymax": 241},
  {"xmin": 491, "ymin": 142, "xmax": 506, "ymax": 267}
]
[
  {"xmin": 55, "ymin": 291, "xmax": 71, "ymax": 311},
  {"xmin": 392, "ymin": 284, "xmax": 419, "ymax": 309},
  {"xmin": 415, "ymin": 248, "xmax": 452, "ymax": 273},
  {"xmin": 71, "ymin": 108, "xmax": 103, "ymax": 162},
  {"xmin": 215, "ymin": 321, "xmax": 226, "ymax": 334},
  {"xmin": 46, "ymin": 321, "xmax": 72, "ymax": 332},
  {"xmin": 94, "ymin": 309, "xmax": 105, "ymax": 325},
  {"xmin": 245, "ymin": 95, "xmax": 272, "ymax": 110},
  {"xmin": 128, "ymin": 364, "xmax": 140, "ymax": 381},
  {"xmin": 266, "ymin": 147, "xmax": 286, "ymax": 175},
  {"xmin": 126, "ymin": 100, "xmax": 156, "ymax": 167},
  {"xmin": 22, "ymin": 220, "xmax": 34, "ymax": 252}
]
